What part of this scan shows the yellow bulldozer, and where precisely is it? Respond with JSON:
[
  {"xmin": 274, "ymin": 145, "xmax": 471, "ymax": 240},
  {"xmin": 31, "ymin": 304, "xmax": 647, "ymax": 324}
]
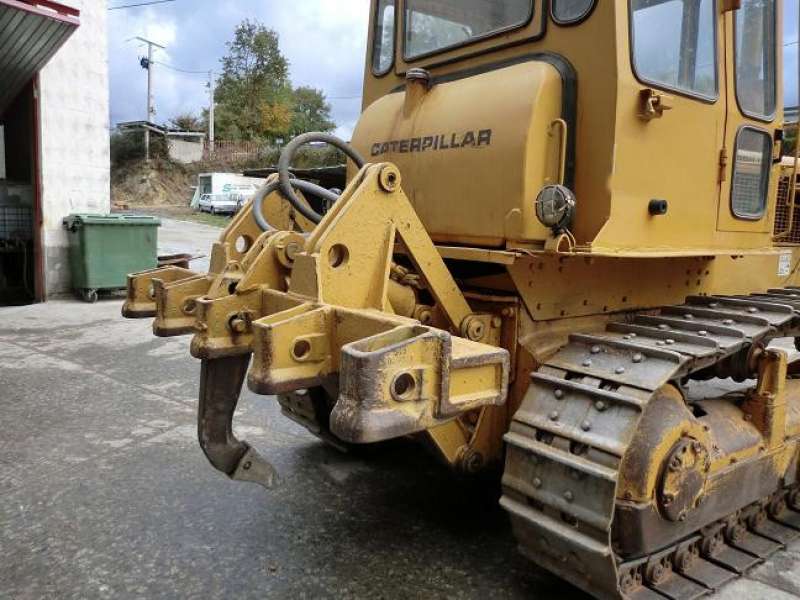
[{"xmin": 124, "ymin": 1, "xmax": 800, "ymax": 597}]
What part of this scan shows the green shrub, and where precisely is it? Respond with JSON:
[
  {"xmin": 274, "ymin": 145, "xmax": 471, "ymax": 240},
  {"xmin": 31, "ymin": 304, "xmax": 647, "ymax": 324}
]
[{"xmin": 110, "ymin": 129, "xmax": 168, "ymax": 166}]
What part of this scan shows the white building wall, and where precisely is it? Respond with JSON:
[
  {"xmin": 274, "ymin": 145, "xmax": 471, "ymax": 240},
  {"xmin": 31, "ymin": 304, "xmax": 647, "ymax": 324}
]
[
  {"xmin": 38, "ymin": 0, "xmax": 110, "ymax": 296},
  {"xmin": 167, "ymin": 138, "xmax": 204, "ymax": 164}
]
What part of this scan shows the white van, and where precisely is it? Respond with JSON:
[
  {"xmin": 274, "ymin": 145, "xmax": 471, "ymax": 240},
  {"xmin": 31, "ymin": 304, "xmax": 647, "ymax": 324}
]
[{"xmin": 190, "ymin": 173, "xmax": 266, "ymax": 214}]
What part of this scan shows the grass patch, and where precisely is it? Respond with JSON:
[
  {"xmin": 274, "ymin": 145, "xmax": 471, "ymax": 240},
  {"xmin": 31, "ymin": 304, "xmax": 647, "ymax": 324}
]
[{"xmin": 181, "ymin": 211, "xmax": 232, "ymax": 228}]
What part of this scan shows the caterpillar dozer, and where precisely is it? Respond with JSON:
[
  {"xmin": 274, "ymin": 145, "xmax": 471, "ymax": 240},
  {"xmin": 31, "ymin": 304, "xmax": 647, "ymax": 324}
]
[{"xmin": 124, "ymin": 1, "xmax": 800, "ymax": 597}]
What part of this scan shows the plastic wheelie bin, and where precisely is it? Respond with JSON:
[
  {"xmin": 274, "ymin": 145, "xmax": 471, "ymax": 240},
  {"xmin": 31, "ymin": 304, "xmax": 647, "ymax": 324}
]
[{"xmin": 63, "ymin": 214, "xmax": 160, "ymax": 303}]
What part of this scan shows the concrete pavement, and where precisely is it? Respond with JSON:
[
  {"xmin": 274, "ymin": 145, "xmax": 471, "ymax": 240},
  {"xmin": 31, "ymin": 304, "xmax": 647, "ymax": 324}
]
[
  {"xmin": 2, "ymin": 217, "xmax": 800, "ymax": 598},
  {"xmin": 155, "ymin": 217, "xmax": 221, "ymax": 273},
  {"xmin": 0, "ymin": 298, "xmax": 563, "ymax": 599}
]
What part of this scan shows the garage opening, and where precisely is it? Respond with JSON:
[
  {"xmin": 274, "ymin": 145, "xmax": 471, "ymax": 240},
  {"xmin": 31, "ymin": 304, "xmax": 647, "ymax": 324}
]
[
  {"xmin": 0, "ymin": 0, "xmax": 80, "ymax": 305},
  {"xmin": 0, "ymin": 83, "xmax": 36, "ymax": 305}
]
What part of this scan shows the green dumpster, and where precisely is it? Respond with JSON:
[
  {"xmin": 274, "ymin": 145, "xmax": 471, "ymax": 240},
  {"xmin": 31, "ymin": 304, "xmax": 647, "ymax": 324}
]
[{"xmin": 63, "ymin": 214, "xmax": 161, "ymax": 303}]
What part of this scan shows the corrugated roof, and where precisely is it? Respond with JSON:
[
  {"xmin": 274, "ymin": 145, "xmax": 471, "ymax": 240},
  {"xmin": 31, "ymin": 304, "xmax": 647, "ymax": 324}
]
[{"xmin": 0, "ymin": 0, "xmax": 79, "ymax": 114}]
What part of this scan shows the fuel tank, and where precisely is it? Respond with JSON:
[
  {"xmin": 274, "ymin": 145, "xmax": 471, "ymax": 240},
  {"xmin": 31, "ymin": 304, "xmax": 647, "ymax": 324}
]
[{"xmin": 350, "ymin": 59, "xmax": 566, "ymax": 248}]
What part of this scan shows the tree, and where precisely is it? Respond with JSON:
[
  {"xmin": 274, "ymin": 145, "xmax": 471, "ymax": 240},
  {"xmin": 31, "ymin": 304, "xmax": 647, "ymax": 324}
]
[
  {"xmin": 214, "ymin": 20, "xmax": 292, "ymax": 142},
  {"xmin": 169, "ymin": 112, "xmax": 205, "ymax": 132},
  {"xmin": 214, "ymin": 20, "xmax": 337, "ymax": 143},
  {"xmin": 110, "ymin": 128, "xmax": 167, "ymax": 166},
  {"xmin": 288, "ymin": 86, "xmax": 335, "ymax": 137}
]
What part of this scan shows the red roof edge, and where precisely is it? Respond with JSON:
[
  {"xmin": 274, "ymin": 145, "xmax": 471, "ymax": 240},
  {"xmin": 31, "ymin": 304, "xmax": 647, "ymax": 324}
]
[{"xmin": 0, "ymin": 0, "xmax": 80, "ymax": 24}]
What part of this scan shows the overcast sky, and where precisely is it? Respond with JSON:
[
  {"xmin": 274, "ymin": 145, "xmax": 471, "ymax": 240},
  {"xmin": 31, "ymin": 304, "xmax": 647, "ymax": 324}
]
[
  {"xmin": 108, "ymin": 0, "xmax": 370, "ymax": 138},
  {"xmin": 107, "ymin": 0, "xmax": 798, "ymax": 136}
]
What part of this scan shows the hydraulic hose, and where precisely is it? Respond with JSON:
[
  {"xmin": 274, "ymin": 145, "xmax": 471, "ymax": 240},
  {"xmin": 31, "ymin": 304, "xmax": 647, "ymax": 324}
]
[
  {"xmin": 251, "ymin": 180, "xmax": 280, "ymax": 232},
  {"xmin": 252, "ymin": 178, "xmax": 340, "ymax": 232},
  {"xmin": 278, "ymin": 132, "xmax": 366, "ymax": 224},
  {"xmin": 252, "ymin": 132, "xmax": 367, "ymax": 231}
]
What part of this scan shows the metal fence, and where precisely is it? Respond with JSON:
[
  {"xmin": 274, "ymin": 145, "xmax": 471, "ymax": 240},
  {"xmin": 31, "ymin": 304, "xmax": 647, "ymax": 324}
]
[{"xmin": 204, "ymin": 140, "xmax": 268, "ymax": 162}]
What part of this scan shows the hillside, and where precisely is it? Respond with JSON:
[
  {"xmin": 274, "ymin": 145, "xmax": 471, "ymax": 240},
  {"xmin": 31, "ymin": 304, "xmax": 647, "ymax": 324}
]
[
  {"xmin": 111, "ymin": 147, "xmax": 345, "ymax": 209},
  {"xmin": 112, "ymin": 160, "xmax": 195, "ymax": 207}
]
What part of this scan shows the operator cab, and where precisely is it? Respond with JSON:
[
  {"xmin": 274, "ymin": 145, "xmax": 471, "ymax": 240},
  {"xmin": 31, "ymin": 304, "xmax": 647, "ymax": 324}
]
[{"xmin": 351, "ymin": 1, "xmax": 795, "ymax": 255}]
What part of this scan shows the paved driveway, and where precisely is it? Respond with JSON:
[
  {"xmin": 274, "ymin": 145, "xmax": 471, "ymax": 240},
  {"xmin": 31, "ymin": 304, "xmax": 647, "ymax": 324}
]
[
  {"xmin": 156, "ymin": 217, "xmax": 221, "ymax": 273},
  {"xmin": 1, "ymin": 217, "xmax": 800, "ymax": 598}
]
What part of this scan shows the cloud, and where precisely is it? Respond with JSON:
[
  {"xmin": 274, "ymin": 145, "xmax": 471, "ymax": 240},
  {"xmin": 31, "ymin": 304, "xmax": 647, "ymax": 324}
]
[{"xmin": 109, "ymin": 0, "xmax": 371, "ymax": 138}]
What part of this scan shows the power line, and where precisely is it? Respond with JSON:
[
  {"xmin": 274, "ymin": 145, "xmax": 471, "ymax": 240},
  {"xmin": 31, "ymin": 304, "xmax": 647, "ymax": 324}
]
[
  {"xmin": 109, "ymin": 0, "xmax": 177, "ymax": 10},
  {"xmin": 155, "ymin": 61, "xmax": 210, "ymax": 75},
  {"xmin": 149, "ymin": 60, "xmax": 216, "ymax": 143}
]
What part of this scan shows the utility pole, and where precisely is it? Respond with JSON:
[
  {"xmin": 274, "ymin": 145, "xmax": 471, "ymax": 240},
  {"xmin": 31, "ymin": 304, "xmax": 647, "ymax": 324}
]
[
  {"xmin": 207, "ymin": 70, "xmax": 215, "ymax": 155},
  {"xmin": 136, "ymin": 36, "xmax": 165, "ymax": 162}
]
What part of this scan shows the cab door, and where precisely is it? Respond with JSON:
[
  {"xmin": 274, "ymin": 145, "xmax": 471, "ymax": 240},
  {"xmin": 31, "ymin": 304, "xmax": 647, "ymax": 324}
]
[
  {"xmin": 604, "ymin": 0, "xmax": 727, "ymax": 251},
  {"xmin": 717, "ymin": 0, "xmax": 780, "ymax": 235}
]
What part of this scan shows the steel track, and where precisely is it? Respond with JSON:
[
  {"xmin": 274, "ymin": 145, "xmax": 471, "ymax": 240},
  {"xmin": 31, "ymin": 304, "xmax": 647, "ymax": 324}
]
[{"xmin": 501, "ymin": 289, "xmax": 800, "ymax": 599}]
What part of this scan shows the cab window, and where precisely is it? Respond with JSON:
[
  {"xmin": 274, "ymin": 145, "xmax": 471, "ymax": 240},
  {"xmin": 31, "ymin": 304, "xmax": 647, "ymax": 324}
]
[
  {"xmin": 372, "ymin": 0, "xmax": 396, "ymax": 75},
  {"xmin": 630, "ymin": 0, "xmax": 717, "ymax": 99},
  {"xmin": 731, "ymin": 127, "xmax": 771, "ymax": 219},
  {"xmin": 404, "ymin": 0, "xmax": 533, "ymax": 60},
  {"xmin": 735, "ymin": 0, "xmax": 777, "ymax": 120},
  {"xmin": 552, "ymin": 0, "xmax": 595, "ymax": 25}
]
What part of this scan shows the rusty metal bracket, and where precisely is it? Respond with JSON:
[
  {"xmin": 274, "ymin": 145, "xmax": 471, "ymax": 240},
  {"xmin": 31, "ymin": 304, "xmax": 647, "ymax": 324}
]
[
  {"xmin": 125, "ymin": 160, "xmax": 510, "ymax": 471},
  {"xmin": 242, "ymin": 164, "xmax": 510, "ymax": 443},
  {"xmin": 332, "ymin": 324, "xmax": 508, "ymax": 443},
  {"xmin": 741, "ymin": 348, "xmax": 788, "ymax": 449},
  {"xmin": 122, "ymin": 265, "xmax": 197, "ymax": 318}
]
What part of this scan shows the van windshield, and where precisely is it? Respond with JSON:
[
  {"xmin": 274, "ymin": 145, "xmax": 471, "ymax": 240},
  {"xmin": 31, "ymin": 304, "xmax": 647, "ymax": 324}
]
[{"xmin": 404, "ymin": 0, "xmax": 532, "ymax": 60}]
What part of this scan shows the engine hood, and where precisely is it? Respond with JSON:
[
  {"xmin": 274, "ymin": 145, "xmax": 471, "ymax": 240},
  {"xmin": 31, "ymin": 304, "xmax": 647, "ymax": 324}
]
[{"xmin": 351, "ymin": 58, "xmax": 567, "ymax": 247}]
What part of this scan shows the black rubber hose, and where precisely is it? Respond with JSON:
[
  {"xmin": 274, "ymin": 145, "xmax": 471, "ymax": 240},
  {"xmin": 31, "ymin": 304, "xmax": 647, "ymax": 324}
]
[
  {"xmin": 292, "ymin": 178, "xmax": 341, "ymax": 216},
  {"xmin": 278, "ymin": 132, "xmax": 366, "ymax": 224},
  {"xmin": 251, "ymin": 180, "xmax": 281, "ymax": 232},
  {"xmin": 252, "ymin": 178, "xmax": 341, "ymax": 232}
]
